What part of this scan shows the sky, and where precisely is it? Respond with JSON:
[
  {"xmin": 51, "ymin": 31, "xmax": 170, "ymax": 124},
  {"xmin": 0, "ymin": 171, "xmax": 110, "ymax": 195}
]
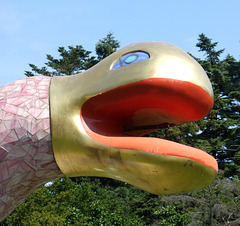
[{"xmin": 0, "ymin": 0, "xmax": 240, "ymax": 86}]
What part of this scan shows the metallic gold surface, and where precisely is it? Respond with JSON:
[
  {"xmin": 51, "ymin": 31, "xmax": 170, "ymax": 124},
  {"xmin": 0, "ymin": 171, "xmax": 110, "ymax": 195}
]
[{"xmin": 50, "ymin": 42, "xmax": 216, "ymax": 195}]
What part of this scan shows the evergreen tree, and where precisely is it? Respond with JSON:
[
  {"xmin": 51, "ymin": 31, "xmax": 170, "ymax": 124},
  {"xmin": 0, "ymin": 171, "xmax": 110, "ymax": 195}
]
[
  {"xmin": 25, "ymin": 32, "xmax": 120, "ymax": 77},
  {"xmin": 195, "ymin": 33, "xmax": 240, "ymax": 178},
  {"xmin": 95, "ymin": 32, "xmax": 120, "ymax": 61}
]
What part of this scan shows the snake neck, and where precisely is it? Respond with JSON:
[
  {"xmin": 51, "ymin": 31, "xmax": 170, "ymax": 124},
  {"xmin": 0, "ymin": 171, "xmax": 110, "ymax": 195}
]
[{"xmin": 0, "ymin": 77, "xmax": 63, "ymax": 221}]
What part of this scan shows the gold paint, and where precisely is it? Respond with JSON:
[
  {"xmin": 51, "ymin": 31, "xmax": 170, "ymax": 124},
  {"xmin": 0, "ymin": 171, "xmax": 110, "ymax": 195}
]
[{"xmin": 50, "ymin": 42, "xmax": 215, "ymax": 195}]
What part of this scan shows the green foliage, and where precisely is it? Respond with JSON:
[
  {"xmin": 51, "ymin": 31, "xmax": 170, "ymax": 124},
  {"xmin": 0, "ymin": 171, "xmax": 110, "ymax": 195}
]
[
  {"xmin": 195, "ymin": 34, "xmax": 240, "ymax": 178},
  {"xmin": 25, "ymin": 32, "xmax": 119, "ymax": 77},
  {"xmin": 2, "ymin": 178, "xmax": 191, "ymax": 225},
  {"xmin": 95, "ymin": 32, "xmax": 120, "ymax": 61},
  {"xmin": 196, "ymin": 33, "xmax": 225, "ymax": 64},
  {"xmin": 25, "ymin": 46, "xmax": 96, "ymax": 77},
  {"xmin": 153, "ymin": 206, "xmax": 189, "ymax": 226},
  {"xmin": 3, "ymin": 176, "xmax": 239, "ymax": 225}
]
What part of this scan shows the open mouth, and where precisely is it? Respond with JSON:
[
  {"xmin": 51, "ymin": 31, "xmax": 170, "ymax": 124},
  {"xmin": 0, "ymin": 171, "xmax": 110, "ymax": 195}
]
[{"xmin": 80, "ymin": 77, "xmax": 218, "ymax": 173}]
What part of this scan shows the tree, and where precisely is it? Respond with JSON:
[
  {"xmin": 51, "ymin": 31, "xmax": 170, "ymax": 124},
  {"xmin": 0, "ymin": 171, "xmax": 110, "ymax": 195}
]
[
  {"xmin": 2, "ymin": 178, "xmax": 144, "ymax": 225},
  {"xmin": 95, "ymin": 32, "xmax": 120, "ymax": 61},
  {"xmin": 25, "ymin": 32, "xmax": 120, "ymax": 77},
  {"xmin": 196, "ymin": 33, "xmax": 225, "ymax": 64},
  {"xmin": 194, "ymin": 33, "xmax": 240, "ymax": 178}
]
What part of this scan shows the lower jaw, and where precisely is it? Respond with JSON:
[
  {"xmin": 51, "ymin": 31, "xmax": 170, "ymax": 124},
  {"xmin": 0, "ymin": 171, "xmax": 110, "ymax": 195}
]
[{"xmin": 79, "ymin": 116, "xmax": 218, "ymax": 195}]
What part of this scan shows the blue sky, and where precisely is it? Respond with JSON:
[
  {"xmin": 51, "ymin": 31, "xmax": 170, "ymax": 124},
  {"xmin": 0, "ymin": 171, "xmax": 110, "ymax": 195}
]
[{"xmin": 1, "ymin": 0, "xmax": 240, "ymax": 86}]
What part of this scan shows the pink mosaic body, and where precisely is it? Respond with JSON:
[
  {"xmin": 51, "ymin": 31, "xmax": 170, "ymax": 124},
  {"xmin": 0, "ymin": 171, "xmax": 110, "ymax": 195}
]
[{"xmin": 0, "ymin": 77, "xmax": 63, "ymax": 221}]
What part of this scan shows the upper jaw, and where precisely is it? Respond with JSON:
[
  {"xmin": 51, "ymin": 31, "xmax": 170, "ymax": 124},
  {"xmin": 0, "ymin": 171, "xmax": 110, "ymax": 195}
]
[{"xmin": 95, "ymin": 41, "xmax": 214, "ymax": 100}]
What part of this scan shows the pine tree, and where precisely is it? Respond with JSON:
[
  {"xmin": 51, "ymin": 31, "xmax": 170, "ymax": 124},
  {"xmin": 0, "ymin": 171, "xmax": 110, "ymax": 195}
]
[
  {"xmin": 25, "ymin": 32, "xmax": 120, "ymax": 77},
  {"xmin": 195, "ymin": 33, "xmax": 240, "ymax": 178}
]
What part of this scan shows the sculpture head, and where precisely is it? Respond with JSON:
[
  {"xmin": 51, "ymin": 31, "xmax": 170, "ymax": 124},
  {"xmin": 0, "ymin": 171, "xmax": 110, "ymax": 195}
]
[{"xmin": 50, "ymin": 42, "xmax": 217, "ymax": 195}]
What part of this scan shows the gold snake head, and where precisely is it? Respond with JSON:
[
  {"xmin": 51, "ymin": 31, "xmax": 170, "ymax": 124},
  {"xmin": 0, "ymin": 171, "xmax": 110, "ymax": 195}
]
[{"xmin": 50, "ymin": 42, "xmax": 217, "ymax": 195}]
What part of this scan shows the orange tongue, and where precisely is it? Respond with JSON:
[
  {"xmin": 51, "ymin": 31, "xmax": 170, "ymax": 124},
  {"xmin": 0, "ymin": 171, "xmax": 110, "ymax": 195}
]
[{"xmin": 81, "ymin": 117, "xmax": 218, "ymax": 172}]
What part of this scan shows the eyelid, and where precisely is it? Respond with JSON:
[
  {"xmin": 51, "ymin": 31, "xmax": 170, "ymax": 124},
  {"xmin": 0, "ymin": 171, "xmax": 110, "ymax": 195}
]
[{"xmin": 112, "ymin": 51, "xmax": 150, "ymax": 70}]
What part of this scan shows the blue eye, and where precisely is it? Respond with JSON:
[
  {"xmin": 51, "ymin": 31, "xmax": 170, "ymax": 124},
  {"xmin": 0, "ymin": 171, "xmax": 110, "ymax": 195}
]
[
  {"xmin": 113, "ymin": 51, "xmax": 149, "ymax": 70},
  {"xmin": 125, "ymin": 54, "xmax": 138, "ymax": 64}
]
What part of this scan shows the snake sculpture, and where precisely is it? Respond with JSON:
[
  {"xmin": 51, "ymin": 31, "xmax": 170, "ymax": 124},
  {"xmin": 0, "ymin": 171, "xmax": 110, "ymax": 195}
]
[{"xmin": 0, "ymin": 42, "xmax": 218, "ymax": 221}]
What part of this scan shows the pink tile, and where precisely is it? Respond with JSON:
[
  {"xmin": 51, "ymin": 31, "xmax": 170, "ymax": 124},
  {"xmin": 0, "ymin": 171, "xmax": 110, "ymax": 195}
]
[
  {"xmin": 17, "ymin": 160, "xmax": 38, "ymax": 173},
  {"xmin": 20, "ymin": 88, "xmax": 36, "ymax": 96},
  {"xmin": 39, "ymin": 78, "xmax": 51, "ymax": 85},
  {"xmin": 11, "ymin": 96, "xmax": 29, "ymax": 106},
  {"xmin": 3, "ymin": 120, "xmax": 18, "ymax": 131},
  {"xmin": 24, "ymin": 171, "xmax": 38, "ymax": 182},
  {"xmin": 0, "ymin": 130, "xmax": 11, "ymax": 144},
  {"xmin": 6, "ymin": 173, "xmax": 28, "ymax": 187},
  {"xmin": 38, "ymin": 108, "xmax": 49, "ymax": 119},
  {"xmin": 0, "ymin": 97, "xmax": 7, "ymax": 103},
  {"xmin": 6, "ymin": 91, "xmax": 21, "ymax": 98},
  {"xmin": 6, "ymin": 97, "xmax": 18, "ymax": 104},
  {"xmin": 6, "ymin": 146, "xmax": 27, "ymax": 160},
  {"xmin": 23, "ymin": 99, "xmax": 37, "ymax": 109},
  {"xmin": 0, "ymin": 76, "xmax": 64, "ymax": 221},
  {"xmin": 29, "ymin": 122, "xmax": 38, "ymax": 135},
  {"xmin": 3, "ymin": 112, "xmax": 15, "ymax": 120},
  {"xmin": 35, "ymin": 129, "xmax": 49, "ymax": 140},
  {"xmin": 12, "ymin": 79, "xmax": 26, "ymax": 85},
  {"xmin": 17, "ymin": 119, "xmax": 28, "ymax": 130},
  {"xmin": 0, "ymin": 194, "xmax": 10, "ymax": 203},
  {"xmin": 3, "ymin": 130, "xmax": 19, "ymax": 144},
  {"xmin": 24, "ymin": 152, "xmax": 35, "ymax": 161},
  {"xmin": 41, "ymin": 161, "xmax": 56, "ymax": 169},
  {"xmin": 0, "ymin": 121, "xmax": 7, "ymax": 133},
  {"xmin": 0, "ymin": 162, "xmax": 9, "ymax": 182},
  {"xmin": 1, "ymin": 84, "xmax": 19, "ymax": 92},
  {"xmin": 34, "ymin": 152, "xmax": 52, "ymax": 161},
  {"xmin": 0, "ymin": 110, "xmax": 6, "ymax": 120},
  {"xmin": 0, "ymin": 147, "xmax": 8, "ymax": 160},
  {"xmin": 14, "ymin": 127, "xmax": 27, "ymax": 140},
  {"xmin": 29, "ymin": 107, "xmax": 44, "ymax": 119},
  {"xmin": 37, "ymin": 143, "xmax": 49, "ymax": 153},
  {"xmin": 38, "ymin": 85, "xmax": 49, "ymax": 91},
  {"xmin": 26, "ymin": 79, "xmax": 35, "ymax": 85},
  {"xmin": 16, "ymin": 108, "xmax": 25, "ymax": 117},
  {"xmin": 37, "ymin": 118, "xmax": 50, "ymax": 131},
  {"xmin": 17, "ymin": 136, "xmax": 32, "ymax": 146},
  {"xmin": 39, "ymin": 91, "xmax": 48, "ymax": 98},
  {"xmin": 3, "ymin": 104, "xmax": 18, "ymax": 115},
  {"xmin": 6, "ymin": 159, "xmax": 23, "ymax": 176}
]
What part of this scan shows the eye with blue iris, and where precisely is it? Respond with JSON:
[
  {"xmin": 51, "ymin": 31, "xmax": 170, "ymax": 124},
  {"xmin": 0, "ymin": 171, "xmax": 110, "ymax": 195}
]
[
  {"xmin": 112, "ymin": 51, "xmax": 149, "ymax": 70},
  {"xmin": 125, "ymin": 54, "xmax": 138, "ymax": 64}
]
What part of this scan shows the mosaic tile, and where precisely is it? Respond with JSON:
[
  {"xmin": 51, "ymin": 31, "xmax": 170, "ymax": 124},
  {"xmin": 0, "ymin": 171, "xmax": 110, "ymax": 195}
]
[
  {"xmin": 0, "ymin": 148, "xmax": 8, "ymax": 160},
  {"xmin": 0, "ymin": 77, "xmax": 64, "ymax": 221}
]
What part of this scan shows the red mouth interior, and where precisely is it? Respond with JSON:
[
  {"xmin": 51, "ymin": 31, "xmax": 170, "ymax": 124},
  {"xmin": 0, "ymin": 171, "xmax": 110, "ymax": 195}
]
[{"xmin": 81, "ymin": 78, "xmax": 218, "ymax": 171}]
